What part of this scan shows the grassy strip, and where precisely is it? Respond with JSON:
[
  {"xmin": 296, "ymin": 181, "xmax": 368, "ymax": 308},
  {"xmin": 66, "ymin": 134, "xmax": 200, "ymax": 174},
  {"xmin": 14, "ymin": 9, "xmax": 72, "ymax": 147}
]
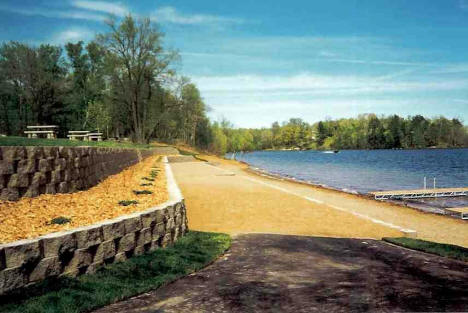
[
  {"xmin": 383, "ymin": 237, "xmax": 468, "ymax": 262},
  {"xmin": 177, "ymin": 148, "xmax": 209, "ymax": 162},
  {"xmin": 0, "ymin": 231, "xmax": 231, "ymax": 313},
  {"xmin": 0, "ymin": 136, "xmax": 153, "ymax": 149}
]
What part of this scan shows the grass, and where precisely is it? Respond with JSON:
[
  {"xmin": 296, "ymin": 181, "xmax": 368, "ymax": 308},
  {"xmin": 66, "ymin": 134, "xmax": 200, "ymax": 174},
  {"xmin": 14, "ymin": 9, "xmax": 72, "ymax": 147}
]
[
  {"xmin": 383, "ymin": 237, "xmax": 468, "ymax": 262},
  {"xmin": 0, "ymin": 231, "xmax": 231, "ymax": 313},
  {"xmin": 132, "ymin": 190, "xmax": 153, "ymax": 195},
  {"xmin": 117, "ymin": 200, "xmax": 139, "ymax": 206},
  {"xmin": 49, "ymin": 217, "xmax": 72, "ymax": 225},
  {"xmin": 0, "ymin": 136, "xmax": 153, "ymax": 150},
  {"xmin": 177, "ymin": 147, "xmax": 209, "ymax": 162}
]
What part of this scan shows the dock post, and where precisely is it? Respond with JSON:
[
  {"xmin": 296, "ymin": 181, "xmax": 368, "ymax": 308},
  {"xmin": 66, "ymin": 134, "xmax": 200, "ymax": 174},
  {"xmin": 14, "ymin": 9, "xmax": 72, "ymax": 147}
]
[
  {"xmin": 424, "ymin": 177, "xmax": 426, "ymax": 189},
  {"xmin": 433, "ymin": 177, "xmax": 436, "ymax": 189}
]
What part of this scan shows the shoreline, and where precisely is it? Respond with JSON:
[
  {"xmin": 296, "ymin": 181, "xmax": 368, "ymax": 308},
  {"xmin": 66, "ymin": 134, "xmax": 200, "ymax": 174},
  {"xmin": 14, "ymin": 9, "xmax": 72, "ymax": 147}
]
[{"xmin": 225, "ymin": 158, "xmax": 465, "ymax": 219}]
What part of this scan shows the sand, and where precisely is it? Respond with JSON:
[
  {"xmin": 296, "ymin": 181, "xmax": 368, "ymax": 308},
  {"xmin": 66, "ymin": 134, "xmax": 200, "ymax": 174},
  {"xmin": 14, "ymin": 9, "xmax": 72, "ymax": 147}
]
[{"xmin": 172, "ymin": 155, "xmax": 468, "ymax": 247}]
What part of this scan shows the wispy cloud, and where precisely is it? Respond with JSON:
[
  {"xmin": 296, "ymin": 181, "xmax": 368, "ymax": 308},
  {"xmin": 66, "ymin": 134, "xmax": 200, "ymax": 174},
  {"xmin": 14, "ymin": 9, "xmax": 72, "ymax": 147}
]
[
  {"xmin": 71, "ymin": 1, "xmax": 128, "ymax": 17},
  {"xmin": 152, "ymin": 6, "xmax": 244, "ymax": 25},
  {"xmin": 50, "ymin": 27, "xmax": 94, "ymax": 44},
  {"xmin": 0, "ymin": 5, "xmax": 104, "ymax": 21},
  {"xmin": 192, "ymin": 73, "xmax": 468, "ymax": 96},
  {"xmin": 430, "ymin": 63, "xmax": 468, "ymax": 74}
]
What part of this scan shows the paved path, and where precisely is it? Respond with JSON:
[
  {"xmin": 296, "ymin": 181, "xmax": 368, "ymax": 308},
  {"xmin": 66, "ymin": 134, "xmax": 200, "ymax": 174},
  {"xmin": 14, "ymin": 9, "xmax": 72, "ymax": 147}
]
[
  {"xmin": 94, "ymin": 234, "xmax": 468, "ymax": 313},
  {"xmin": 172, "ymin": 158, "xmax": 468, "ymax": 247},
  {"xmin": 93, "ymin": 157, "xmax": 468, "ymax": 312}
]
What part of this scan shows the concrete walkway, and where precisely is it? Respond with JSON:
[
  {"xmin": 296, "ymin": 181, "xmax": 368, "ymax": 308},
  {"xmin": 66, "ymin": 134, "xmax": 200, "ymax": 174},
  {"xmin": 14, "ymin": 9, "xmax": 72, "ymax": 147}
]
[
  {"xmin": 94, "ymin": 234, "xmax": 468, "ymax": 313},
  {"xmin": 172, "ymin": 158, "xmax": 467, "ymax": 247}
]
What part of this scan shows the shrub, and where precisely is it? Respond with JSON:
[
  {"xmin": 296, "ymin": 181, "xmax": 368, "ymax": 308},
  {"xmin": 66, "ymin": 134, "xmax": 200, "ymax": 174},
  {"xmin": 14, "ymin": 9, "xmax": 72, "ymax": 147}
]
[
  {"xmin": 118, "ymin": 200, "xmax": 139, "ymax": 206},
  {"xmin": 49, "ymin": 217, "xmax": 71, "ymax": 225},
  {"xmin": 133, "ymin": 190, "xmax": 153, "ymax": 195}
]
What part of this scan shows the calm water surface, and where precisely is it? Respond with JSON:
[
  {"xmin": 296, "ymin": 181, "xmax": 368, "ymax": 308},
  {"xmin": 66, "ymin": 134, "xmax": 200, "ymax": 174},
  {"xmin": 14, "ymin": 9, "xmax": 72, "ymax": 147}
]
[{"xmin": 228, "ymin": 149, "xmax": 468, "ymax": 207}]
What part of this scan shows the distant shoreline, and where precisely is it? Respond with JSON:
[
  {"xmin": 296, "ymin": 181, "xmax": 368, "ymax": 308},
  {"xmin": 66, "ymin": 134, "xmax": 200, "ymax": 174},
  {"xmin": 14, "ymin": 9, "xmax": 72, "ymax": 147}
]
[{"xmin": 232, "ymin": 146, "xmax": 468, "ymax": 153}]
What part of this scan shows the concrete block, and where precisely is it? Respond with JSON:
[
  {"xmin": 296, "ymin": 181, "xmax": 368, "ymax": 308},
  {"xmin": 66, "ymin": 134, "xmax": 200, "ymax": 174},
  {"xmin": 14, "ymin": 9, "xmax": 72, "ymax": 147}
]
[
  {"xmin": 0, "ymin": 161, "xmax": 14, "ymax": 175},
  {"xmin": 31, "ymin": 172, "xmax": 46, "ymax": 185},
  {"xmin": 0, "ymin": 188, "xmax": 19, "ymax": 201},
  {"xmin": 152, "ymin": 222, "xmax": 165, "ymax": 241},
  {"xmin": 24, "ymin": 184, "xmax": 40, "ymax": 198},
  {"xmin": 117, "ymin": 233, "xmax": 135, "ymax": 253},
  {"xmin": 114, "ymin": 252, "xmax": 127, "ymax": 263},
  {"xmin": 86, "ymin": 261, "xmax": 104, "ymax": 274},
  {"xmin": 124, "ymin": 215, "xmax": 142, "ymax": 233},
  {"xmin": 45, "ymin": 183, "xmax": 56, "ymax": 195},
  {"xmin": 57, "ymin": 182, "xmax": 69, "ymax": 193},
  {"xmin": 155, "ymin": 209, "xmax": 168, "ymax": 224},
  {"xmin": 40, "ymin": 232, "xmax": 77, "ymax": 258},
  {"xmin": 0, "ymin": 267, "xmax": 27, "ymax": 294},
  {"xmin": 141, "ymin": 211, "xmax": 157, "ymax": 228},
  {"xmin": 38, "ymin": 159, "xmax": 51, "ymax": 172},
  {"xmin": 26, "ymin": 146, "xmax": 44, "ymax": 159},
  {"xmin": 166, "ymin": 205, "xmax": 175, "ymax": 218},
  {"xmin": 136, "ymin": 228, "xmax": 152, "ymax": 246},
  {"xmin": 161, "ymin": 233, "xmax": 172, "ymax": 248},
  {"xmin": 17, "ymin": 159, "xmax": 36, "ymax": 174},
  {"xmin": 55, "ymin": 158, "xmax": 66, "ymax": 171},
  {"xmin": 75, "ymin": 226, "xmax": 103, "ymax": 249},
  {"xmin": 2, "ymin": 239, "xmax": 41, "ymax": 268},
  {"xmin": 133, "ymin": 245, "xmax": 145, "ymax": 256},
  {"xmin": 165, "ymin": 217, "xmax": 175, "ymax": 231},
  {"xmin": 7, "ymin": 173, "xmax": 29, "ymax": 188},
  {"xmin": 64, "ymin": 249, "xmax": 92, "ymax": 272},
  {"xmin": 93, "ymin": 240, "xmax": 116, "ymax": 262},
  {"xmin": 50, "ymin": 169, "xmax": 61, "ymax": 184},
  {"xmin": 102, "ymin": 220, "xmax": 126, "ymax": 241},
  {"xmin": 29, "ymin": 256, "xmax": 61, "ymax": 282}
]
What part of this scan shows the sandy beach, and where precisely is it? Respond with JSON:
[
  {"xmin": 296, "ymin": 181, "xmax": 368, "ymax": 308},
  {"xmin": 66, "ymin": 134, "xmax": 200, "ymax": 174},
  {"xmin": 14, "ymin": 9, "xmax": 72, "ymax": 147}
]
[{"xmin": 171, "ymin": 154, "xmax": 468, "ymax": 247}]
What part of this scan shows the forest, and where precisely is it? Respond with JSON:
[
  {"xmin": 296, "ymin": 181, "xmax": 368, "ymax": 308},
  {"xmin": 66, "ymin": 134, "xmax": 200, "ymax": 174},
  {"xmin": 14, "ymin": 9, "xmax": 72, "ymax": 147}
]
[
  {"xmin": 213, "ymin": 115, "xmax": 468, "ymax": 154},
  {"xmin": 0, "ymin": 15, "xmax": 466, "ymax": 155}
]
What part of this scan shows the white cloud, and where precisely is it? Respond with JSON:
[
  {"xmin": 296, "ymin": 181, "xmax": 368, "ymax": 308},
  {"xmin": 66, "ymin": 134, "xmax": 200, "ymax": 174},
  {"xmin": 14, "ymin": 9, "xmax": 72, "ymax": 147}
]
[
  {"xmin": 50, "ymin": 28, "xmax": 94, "ymax": 44},
  {"xmin": 152, "ymin": 6, "xmax": 244, "ymax": 25},
  {"xmin": 72, "ymin": 1, "xmax": 128, "ymax": 16},
  {"xmin": 192, "ymin": 73, "xmax": 468, "ymax": 95},
  {"xmin": 0, "ymin": 5, "xmax": 104, "ymax": 21},
  {"xmin": 430, "ymin": 64, "xmax": 468, "ymax": 74}
]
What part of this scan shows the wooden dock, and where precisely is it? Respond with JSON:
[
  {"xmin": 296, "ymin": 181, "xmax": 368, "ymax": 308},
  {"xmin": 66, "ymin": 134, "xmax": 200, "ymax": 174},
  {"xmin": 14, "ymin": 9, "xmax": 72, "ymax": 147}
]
[
  {"xmin": 370, "ymin": 187, "xmax": 468, "ymax": 200},
  {"xmin": 444, "ymin": 207, "xmax": 468, "ymax": 220}
]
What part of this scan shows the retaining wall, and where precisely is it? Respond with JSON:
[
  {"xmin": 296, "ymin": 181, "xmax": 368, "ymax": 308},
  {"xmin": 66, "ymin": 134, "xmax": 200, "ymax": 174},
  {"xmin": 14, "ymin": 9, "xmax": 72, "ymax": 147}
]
[
  {"xmin": 0, "ymin": 146, "xmax": 154, "ymax": 201},
  {"xmin": 0, "ymin": 158, "xmax": 188, "ymax": 295}
]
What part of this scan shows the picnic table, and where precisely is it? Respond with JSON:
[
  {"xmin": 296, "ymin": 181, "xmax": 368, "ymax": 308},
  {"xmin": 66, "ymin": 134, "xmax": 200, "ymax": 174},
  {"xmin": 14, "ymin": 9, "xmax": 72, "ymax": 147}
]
[
  {"xmin": 67, "ymin": 131, "xmax": 103, "ymax": 141},
  {"xmin": 88, "ymin": 132, "xmax": 103, "ymax": 141},
  {"xmin": 67, "ymin": 131, "xmax": 90, "ymax": 140},
  {"xmin": 24, "ymin": 126, "xmax": 58, "ymax": 139}
]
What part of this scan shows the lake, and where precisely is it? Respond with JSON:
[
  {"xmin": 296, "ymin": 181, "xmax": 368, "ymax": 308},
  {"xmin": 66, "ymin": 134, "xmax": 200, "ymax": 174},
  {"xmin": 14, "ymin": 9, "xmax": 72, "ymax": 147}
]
[{"xmin": 227, "ymin": 149, "xmax": 468, "ymax": 208}]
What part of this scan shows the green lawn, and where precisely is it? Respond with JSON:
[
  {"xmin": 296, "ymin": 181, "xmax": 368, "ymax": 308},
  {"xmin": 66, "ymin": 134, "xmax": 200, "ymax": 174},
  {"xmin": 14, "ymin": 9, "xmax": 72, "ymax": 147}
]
[
  {"xmin": 0, "ymin": 231, "xmax": 231, "ymax": 313},
  {"xmin": 0, "ymin": 136, "xmax": 154, "ymax": 149},
  {"xmin": 383, "ymin": 237, "xmax": 468, "ymax": 262}
]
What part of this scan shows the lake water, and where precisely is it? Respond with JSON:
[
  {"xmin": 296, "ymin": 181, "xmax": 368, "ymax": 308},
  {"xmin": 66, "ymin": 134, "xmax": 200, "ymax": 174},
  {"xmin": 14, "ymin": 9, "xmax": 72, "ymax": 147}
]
[{"xmin": 227, "ymin": 149, "xmax": 468, "ymax": 208}]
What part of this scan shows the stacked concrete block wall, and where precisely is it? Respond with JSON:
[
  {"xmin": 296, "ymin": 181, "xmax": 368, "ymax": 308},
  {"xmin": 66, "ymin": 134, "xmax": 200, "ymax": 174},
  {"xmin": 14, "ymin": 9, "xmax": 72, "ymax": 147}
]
[
  {"xmin": 0, "ymin": 199, "xmax": 188, "ymax": 294},
  {"xmin": 0, "ymin": 146, "xmax": 154, "ymax": 201}
]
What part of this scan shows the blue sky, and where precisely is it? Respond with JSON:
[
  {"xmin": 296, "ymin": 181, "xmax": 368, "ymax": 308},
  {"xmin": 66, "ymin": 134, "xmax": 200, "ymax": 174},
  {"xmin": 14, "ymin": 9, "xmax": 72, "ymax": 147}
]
[{"xmin": 1, "ymin": 0, "xmax": 468, "ymax": 127}]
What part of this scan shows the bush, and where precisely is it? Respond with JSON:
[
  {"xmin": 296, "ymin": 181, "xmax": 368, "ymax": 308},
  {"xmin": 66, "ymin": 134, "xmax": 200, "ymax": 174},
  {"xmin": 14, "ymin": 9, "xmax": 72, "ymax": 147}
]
[
  {"xmin": 118, "ymin": 200, "xmax": 139, "ymax": 206},
  {"xmin": 133, "ymin": 190, "xmax": 153, "ymax": 195},
  {"xmin": 49, "ymin": 217, "xmax": 71, "ymax": 225}
]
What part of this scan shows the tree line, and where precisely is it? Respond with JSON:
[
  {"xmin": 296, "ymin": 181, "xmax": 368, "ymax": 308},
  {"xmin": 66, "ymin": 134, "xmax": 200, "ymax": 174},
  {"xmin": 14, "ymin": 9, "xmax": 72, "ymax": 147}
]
[
  {"xmin": 211, "ymin": 114, "xmax": 468, "ymax": 154},
  {"xmin": 1, "ymin": 15, "xmax": 466, "ymax": 154},
  {"xmin": 0, "ymin": 15, "xmax": 210, "ymax": 145}
]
